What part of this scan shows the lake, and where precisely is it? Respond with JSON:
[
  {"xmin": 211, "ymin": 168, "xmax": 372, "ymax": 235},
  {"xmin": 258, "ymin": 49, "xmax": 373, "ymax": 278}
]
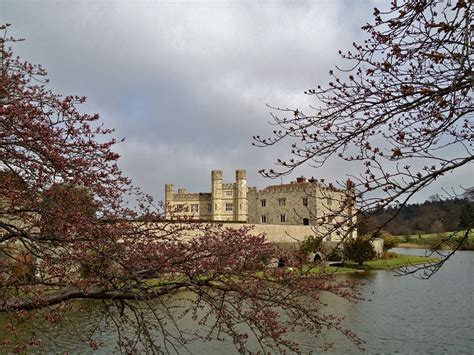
[
  {"xmin": 1, "ymin": 248, "xmax": 473, "ymax": 354},
  {"xmin": 329, "ymin": 248, "xmax": 474, "ymax": 354}
]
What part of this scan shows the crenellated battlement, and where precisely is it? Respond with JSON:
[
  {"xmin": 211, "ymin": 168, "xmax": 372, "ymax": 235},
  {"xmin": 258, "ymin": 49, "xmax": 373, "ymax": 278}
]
[
  {"xmin": 166, "ymin": 170, "xmax": 248, "ymax": 223},
  {"xmin": 247, "ymin": 181, "xmax": 344, "ymax": 196},
  {"xmin": 211, "ymin": 170, "xmax": 223, "ymax": 180},
  {"xmin": 236, "ymin": 169, "xmax": 247, "ymax": 180},
  {"xmin": 173, "ymin": 193, "xmax": 211, "ymax": 201},
  {"xmin": 261, "ymin": 185, "xmax": 313, "ymax": 194}
]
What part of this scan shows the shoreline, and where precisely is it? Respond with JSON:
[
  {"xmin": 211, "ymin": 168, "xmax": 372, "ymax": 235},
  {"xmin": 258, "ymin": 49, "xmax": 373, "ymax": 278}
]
[
  {"xmin": 396, "ymin": 243, "xmax": 472, "ymax": 251},
  {"xmin": 395, "ymin": 231, "xmax": 474, "ymax": 251},
  {"xmin": 397, "ymin": 243, "xmax": 434, "ymax": 249}
]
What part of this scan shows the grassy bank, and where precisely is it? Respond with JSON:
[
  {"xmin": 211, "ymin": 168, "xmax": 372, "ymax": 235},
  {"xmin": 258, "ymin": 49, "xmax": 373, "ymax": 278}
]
[
  {"xmin": 342, "ymin": 253, "xmax": 439, "ymax": 270},
  {"xmin": 395, "ymin": 230, "xmax": 474, "ymax": 250}
]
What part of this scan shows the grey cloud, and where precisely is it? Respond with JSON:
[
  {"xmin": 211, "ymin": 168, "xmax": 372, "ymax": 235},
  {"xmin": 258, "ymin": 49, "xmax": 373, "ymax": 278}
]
[{"xmin": 2, "ymin": 0, "xmax": 467, "ymax": 204}]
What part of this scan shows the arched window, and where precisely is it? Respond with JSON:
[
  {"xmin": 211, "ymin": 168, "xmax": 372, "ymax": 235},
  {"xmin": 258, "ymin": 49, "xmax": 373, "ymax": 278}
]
[{"xmin": 303, "ymin": 218, "xmax": 309, "ymax": 225}]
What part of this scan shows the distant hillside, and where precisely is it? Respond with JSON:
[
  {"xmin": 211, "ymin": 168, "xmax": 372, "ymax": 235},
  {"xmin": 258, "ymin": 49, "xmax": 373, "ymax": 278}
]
[{"xmin": 360, "ymin": 198, "xmax": 474, "ymax": 236}]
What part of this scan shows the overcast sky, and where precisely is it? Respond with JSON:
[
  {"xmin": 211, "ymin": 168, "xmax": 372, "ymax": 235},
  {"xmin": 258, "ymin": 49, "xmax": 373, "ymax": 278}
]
[{"xmin": 1, "ymin": 0, "xmax": 471, "ymax": 203}]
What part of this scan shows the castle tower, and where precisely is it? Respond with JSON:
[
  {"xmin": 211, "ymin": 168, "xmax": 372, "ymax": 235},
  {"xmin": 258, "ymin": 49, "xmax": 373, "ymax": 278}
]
[
  {"xmin": 165, "ymin": 184, "xmax": 174, "ymax": 219},
  {"xmin": 234, "ymin": 169, "xmax": 248, "ymax": 222},
  {"xmin": 211, "ymin": 170, "xmax": 223, "ymax": 221}
]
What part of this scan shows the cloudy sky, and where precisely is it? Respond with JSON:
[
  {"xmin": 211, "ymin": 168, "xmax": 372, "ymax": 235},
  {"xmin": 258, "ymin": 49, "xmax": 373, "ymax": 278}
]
[{"xmin": 1, "ymin": 0, "xmax": 471, "ymax": 203}]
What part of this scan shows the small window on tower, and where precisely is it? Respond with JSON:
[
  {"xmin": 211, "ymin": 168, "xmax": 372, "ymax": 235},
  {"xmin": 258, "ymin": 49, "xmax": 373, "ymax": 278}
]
[
  {"xmin": 303, "ymin": 197, "xmax": 308, "ymax": 206},
  {"xmin": 261, "ymin": 215, "xmax": 267, "ymax": 223},
  {"xmin": 226, "ymin": 191, "xmax": 233, "ymax": 196},
  {"xmin": 225, "ymin": 203, "xmax": 233, "ymax": 212},
  {"xmin": 191, "ymin": 204, "xmax": 199, "ymax": 213},
  {"xmin": 278, "ymin": 198, "xmax": 286, "ymax": 206},
  {"xmin": 261, "ymin": 199, "xmax": 266, "ymax": 207},
  {"xmin": 207, "ymin": 203, "xmax": 212, "ymax": 213},
  {"xmin": 280, "ymin": 214, "xmax": 286, "ymax": 223}
]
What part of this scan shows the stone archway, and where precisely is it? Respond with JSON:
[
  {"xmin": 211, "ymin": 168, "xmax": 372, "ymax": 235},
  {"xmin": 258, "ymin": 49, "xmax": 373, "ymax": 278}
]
[{"xmin": 313, "ymin": 252, "xmax": 324, "ymax": 262}]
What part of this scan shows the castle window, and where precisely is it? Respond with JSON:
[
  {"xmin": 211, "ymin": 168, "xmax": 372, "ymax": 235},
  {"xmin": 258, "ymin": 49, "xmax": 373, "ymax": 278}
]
[
  {"xmin": 191, "ymin": 204, "xmax": 199, "ymax": 213},
  {"xmin": 226, "ymin": 191, "xmax": 233, "ymax": 196},
  {"xmin": 207, "ymin": 203, "xmax": 212, "ymax": 213},
  {"xmin": 280, "ymin": 214, "xmax": 286, "ymax": 223},
  {"xmin": 225, "ymin": 203, "xmax": 233, "ymax": 212},
  {"xmin": 303, "ymin": 197, "xmax": 308, "ymax": 206},
  {"xmin": 261, "ymin": 199, "xmax": 266, "ymax": 207},
  {"xmin": 278, "ymin": 198, "xmax": 286, "ymax": 206},
  {"xmin": 261, "ymin": 215, "xmax": 267, "ymax": 223}
]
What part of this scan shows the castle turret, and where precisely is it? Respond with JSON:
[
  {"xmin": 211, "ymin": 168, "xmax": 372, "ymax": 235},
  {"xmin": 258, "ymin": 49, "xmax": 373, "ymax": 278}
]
[
  {"xmin": 165, "ymin": 184, "xmax": 174, "ymax": 219},
  {"xmin": 234, "ymin": 169, "xmax": 248, "ymax": 222},
  {"xmin": 211, "ymin": 170, "xmax": 223, "ymax": 221}
]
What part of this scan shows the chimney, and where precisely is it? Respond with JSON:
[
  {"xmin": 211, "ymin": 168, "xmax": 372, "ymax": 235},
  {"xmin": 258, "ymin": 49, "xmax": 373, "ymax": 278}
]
[{"xmin": 296, "ymin": 176, "xmax": 306, "ymax": 184}]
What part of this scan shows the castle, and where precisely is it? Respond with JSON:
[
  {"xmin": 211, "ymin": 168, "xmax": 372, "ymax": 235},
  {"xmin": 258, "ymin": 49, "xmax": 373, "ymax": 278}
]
[{"xmin": 165, "ymin": 170, "xmax": 356, "ymax": 241}]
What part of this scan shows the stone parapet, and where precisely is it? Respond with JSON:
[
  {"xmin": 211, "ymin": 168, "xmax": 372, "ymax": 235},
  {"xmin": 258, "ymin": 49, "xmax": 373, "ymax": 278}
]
[{"xmin": 148, "ymin": 222, "xmax": 340, "ymax": 243}]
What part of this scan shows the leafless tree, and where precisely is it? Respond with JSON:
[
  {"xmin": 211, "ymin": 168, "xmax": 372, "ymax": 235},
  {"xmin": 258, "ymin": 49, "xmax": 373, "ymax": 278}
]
[{"xmin": 254, "ymin": 0, "xmax": 473, "ymax": 273}]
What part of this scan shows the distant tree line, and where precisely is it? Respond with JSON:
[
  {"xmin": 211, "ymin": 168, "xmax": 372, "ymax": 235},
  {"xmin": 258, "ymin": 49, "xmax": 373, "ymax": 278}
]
[{"xmin": 359, "ymin": 198, "xmax": 474, "ymax": 236}]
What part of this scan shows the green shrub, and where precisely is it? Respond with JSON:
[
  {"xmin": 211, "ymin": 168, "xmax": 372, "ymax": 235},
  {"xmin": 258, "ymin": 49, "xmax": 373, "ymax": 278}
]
[
  {"xmin": 300, "ymin": 235, "xmax": 323, "ymax": 253},
  {"xmin": 326, "ymin": 247, "xmax": 343, "ymax": 261},
  {"xmin": 379, "ymin": 231, "xmax": 398, "ymax": 250},
  {"xmin": 343, "ymin": 236, "xmax": 376, "ymax": 266}
]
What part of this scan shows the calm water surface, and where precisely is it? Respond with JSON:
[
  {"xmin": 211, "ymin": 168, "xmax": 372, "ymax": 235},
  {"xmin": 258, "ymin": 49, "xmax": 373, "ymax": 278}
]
[
  {"xmin": 1, "ymin": 248, "xmax": 473, "ymax": 354},
  {"xmin": 332, "ymin": 248, "xmax": 474, "ymax": 354}
]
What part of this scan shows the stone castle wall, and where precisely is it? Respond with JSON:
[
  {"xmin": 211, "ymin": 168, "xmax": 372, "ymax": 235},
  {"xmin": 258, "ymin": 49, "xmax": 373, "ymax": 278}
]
[
  {"xmin": 166, "ymin": 169, "xmax": 248, "ymax": 222},
  {"xmin": 248, "ymin": 177, "xmax": 355, "ymax": 240},
  {"xmin": 151, "ymin": 222, "xmax": 320, "ymax": 243},
  {"xmin": 165, "ymin": 170, "xmax": 356, "ymax": 241},
  {"xmin": 248, "ymin": 183, "xmax": 318, "ymax": 225}
]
